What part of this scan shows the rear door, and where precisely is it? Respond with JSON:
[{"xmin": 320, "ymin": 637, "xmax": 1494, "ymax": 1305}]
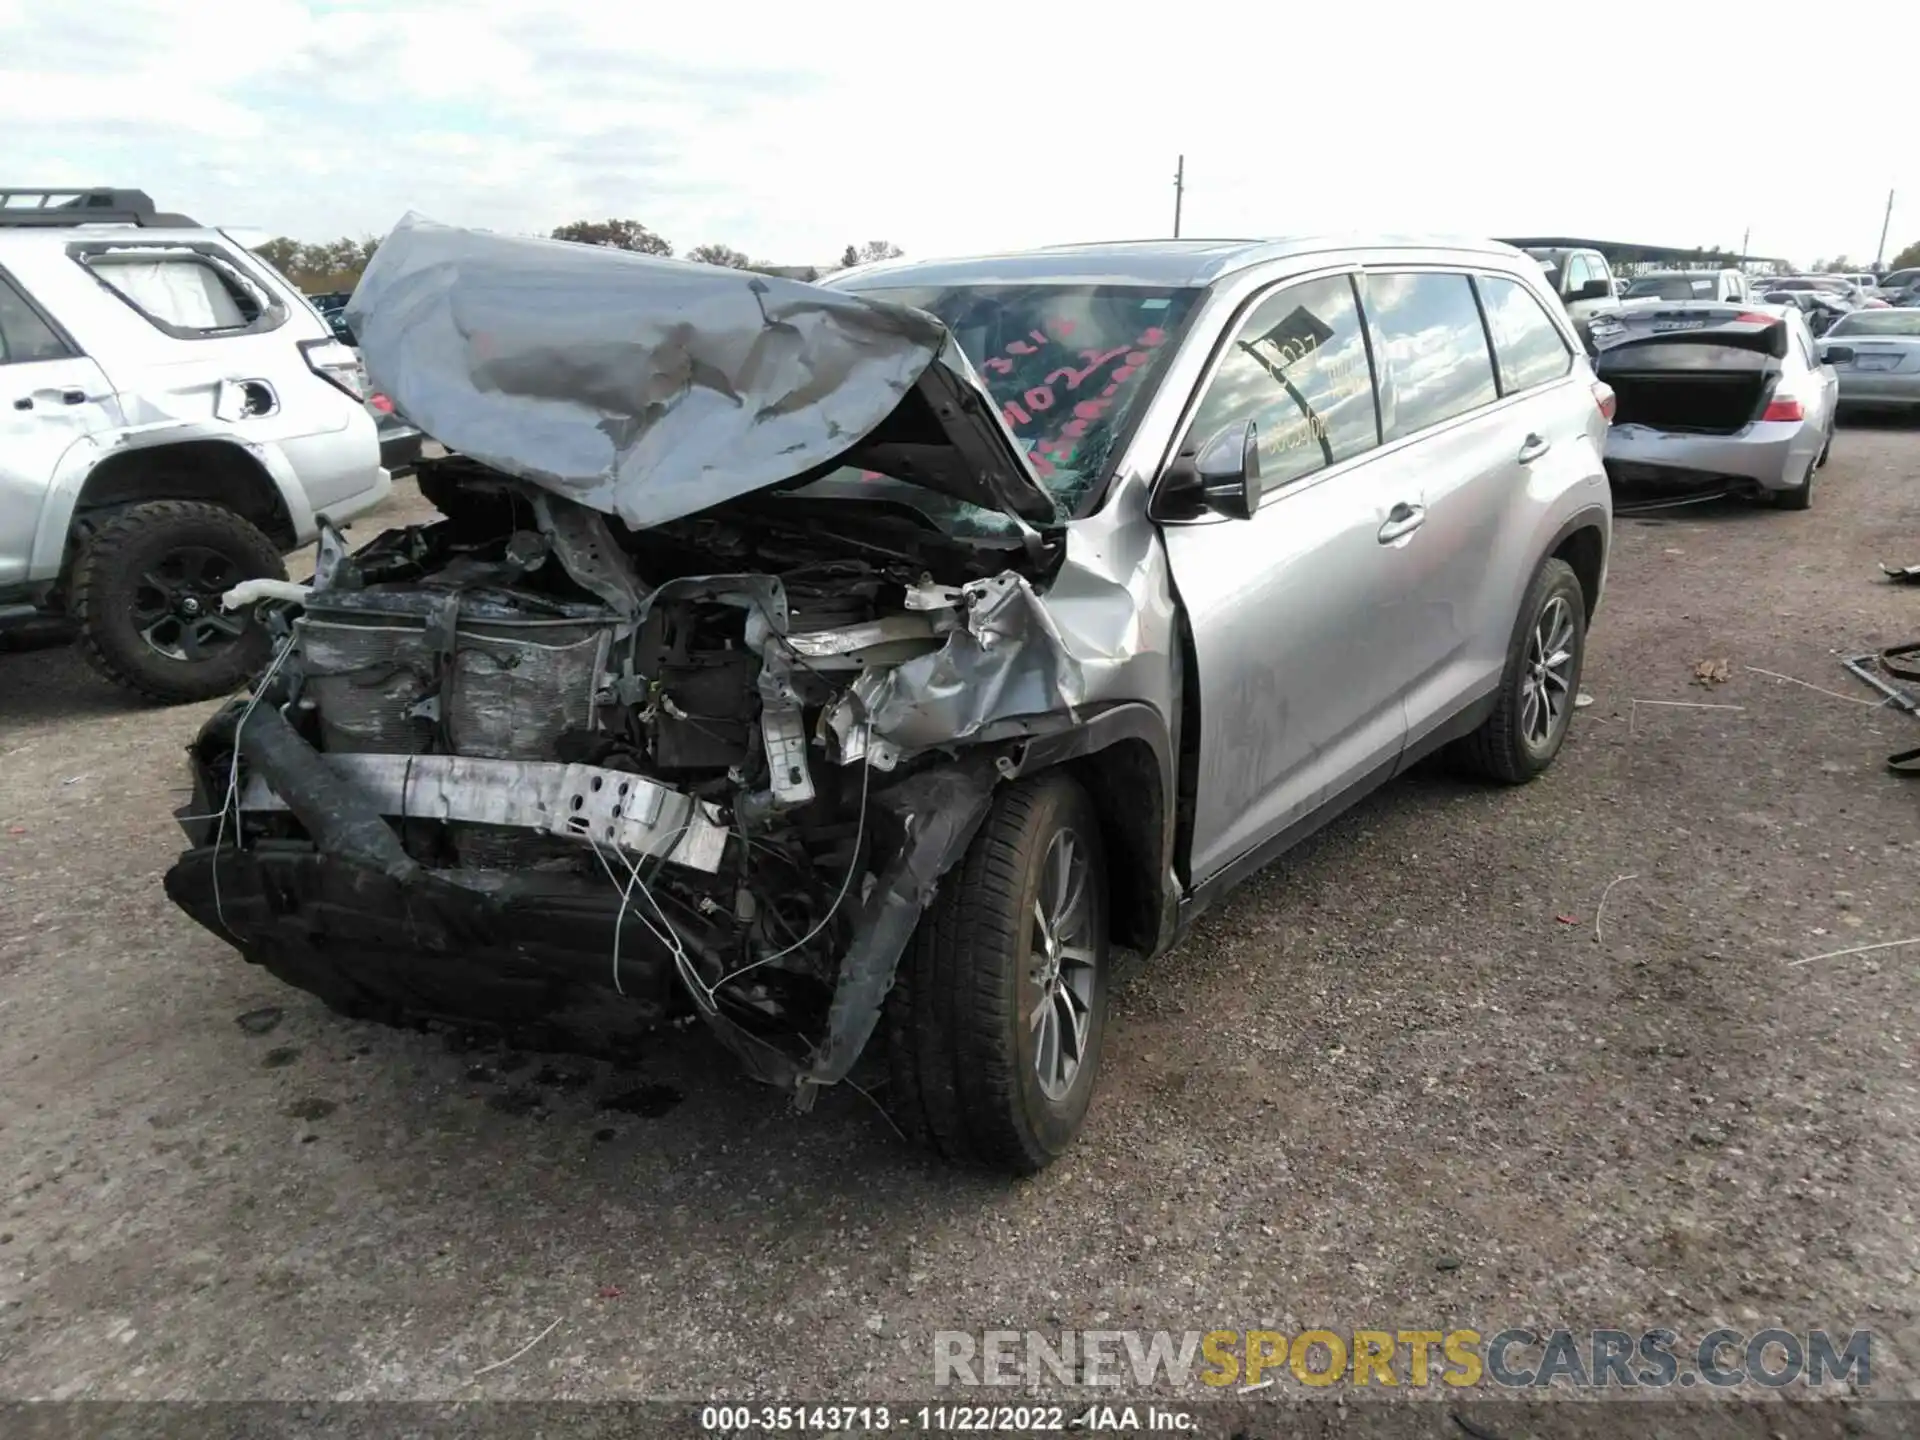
[
  {"xmin": 0, "ymin": 268, "xmax": 118, "ymax": 586},
  {"xmin": 1154, "ymin": 269, "xmax": 1406, "ymax": 884},
  {"xmin": 1787, "ymin": 316, "xmax": 1837, "ymax": 460},
  {"xmin": 1359, "ymin": 269, "xmax": 1564, "ymax": 750}
]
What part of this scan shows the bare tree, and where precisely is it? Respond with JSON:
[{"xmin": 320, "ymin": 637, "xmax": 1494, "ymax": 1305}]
[
  {"xmin": 550, "ymin": 219, "xmax": 673, "ymax": 256},
  {"xmin": 840, "ymin": 244, "xmax": 860, "ymax": 269},
  {"xmin": 857, "ymin": 240, "xmax": 904, "ymax": 263}
]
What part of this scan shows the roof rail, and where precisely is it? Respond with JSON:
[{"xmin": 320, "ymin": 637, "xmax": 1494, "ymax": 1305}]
[{"xmin": 0, "ymin": 188, "xmax": 200, "ymax": 229}]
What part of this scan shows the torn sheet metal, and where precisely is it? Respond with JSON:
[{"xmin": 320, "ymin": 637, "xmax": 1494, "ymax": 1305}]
[
  {"xmin": 680, "ymin": 756, "xmax": 1001, "ymax": 1095},
  {"xmin": 832, "ymin": 572, "xmax": 1086, "ymax": 755},
  {"xmin": 346, "ymin": 214, "xmax": 1056, "ymax": 529}
]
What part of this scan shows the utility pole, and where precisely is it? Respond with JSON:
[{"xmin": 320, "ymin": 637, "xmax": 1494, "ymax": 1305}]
[
  {"xmin": 1740, "ymin": 225, "xmax": 1750, "ymax": 260},
  {"xmin": 1172, "ymin": 155, "xmax": 1184, "ymax": 239},
  {"xmin": 1874, "ymin": 188, "xmax": 1894, "ymax": 270}
]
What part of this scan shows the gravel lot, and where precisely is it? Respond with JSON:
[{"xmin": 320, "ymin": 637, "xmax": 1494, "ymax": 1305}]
[{"xmin": 4, "ymin": 423, "xmax": 1920, "ymax": 1406}]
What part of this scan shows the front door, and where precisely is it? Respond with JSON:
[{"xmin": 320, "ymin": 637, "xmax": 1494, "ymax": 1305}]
[
  {"xmin": 1156, "ymin": 271, "xmax": 1409, "ymax": 885},
  {"xmin": 0, "ymin": 271, "xmax": 117, "ymax": 587}
]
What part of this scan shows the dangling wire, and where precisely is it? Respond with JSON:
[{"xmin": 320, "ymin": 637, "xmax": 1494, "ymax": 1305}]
[
  {"xmin": 211, "ymin": 624, "xmax": 299, "ymax": 935},
  {"xmin": 701, "ymin": 749, "xmax": 872, "ymax": 1000},
  {"xmin": 586, "ymin": 813, "xmax": 698, "ymax": 997}
]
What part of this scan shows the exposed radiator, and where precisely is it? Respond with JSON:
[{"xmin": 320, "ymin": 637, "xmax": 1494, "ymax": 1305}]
[{"xmin": 297, "ymin": 605, "xmax": 612, "ymax": 761}]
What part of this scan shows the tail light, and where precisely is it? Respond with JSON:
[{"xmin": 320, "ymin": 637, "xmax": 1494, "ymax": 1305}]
[
  {"xmin": 368, "ymin": 392, "xmax": 395, "ymax": 415},
  {"xmin": 297, "ymin": 338, "xmax": 370, "ymax": 401},
  {"xmin": 1733, "ymin": 311, "xmax": 1778, "ymax": 326},
  {"xmin": 1761, "ymin": 397, "xmax": 1804, "ymax": 422},
  {"xmin": 1591, "ymin": 380, "xmax": 1616, "ymax": 422}
]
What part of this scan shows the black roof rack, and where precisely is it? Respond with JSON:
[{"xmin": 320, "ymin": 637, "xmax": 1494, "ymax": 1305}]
[{"xmin": 0, "ymin": 188, "xmax": 200, "ymax": 229}]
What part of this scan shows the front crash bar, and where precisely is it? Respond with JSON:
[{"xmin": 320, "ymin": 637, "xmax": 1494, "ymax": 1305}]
[{"xmin": 239, "ymin": 751, "xmax": 729, "ymax": 873}]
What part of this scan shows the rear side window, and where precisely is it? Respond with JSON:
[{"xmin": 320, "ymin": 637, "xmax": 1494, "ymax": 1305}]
[
  {"xmin": 73, "ymin": 246, "xmax": 285, "ymax": 339},
  {"xmin": 0, "ymin": 274, "xmax": 73, "ymax": 364},
  {"xmin": 1478, "ymin": 275, "xmax": 1574, "ymax": 393},
  {"xmin": 1362, "ymin": 272, "xmax": 1499, "ymax": 439},
  {"xmin": 1183, "ymin": 273, "xmax": 1380, "ymax": 494}
]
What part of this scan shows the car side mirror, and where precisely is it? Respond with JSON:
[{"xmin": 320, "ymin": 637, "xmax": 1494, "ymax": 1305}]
[
  {"xmin": 1570, "ymin": 279, "xmax": 1611, "ymax": 302},
  {"xmin": 1154, "ymin": 420, "xmax": 1261, "ymax": 521},
  {"xmin": 1823, "ymin": 345, "xmax": 1853, "ymax": 365}
]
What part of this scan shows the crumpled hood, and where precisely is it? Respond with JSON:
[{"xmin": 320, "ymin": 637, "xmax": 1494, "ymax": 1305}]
[{"xmin": 346, "ymin": 214, "xmax": 1058, "ymax": 529}]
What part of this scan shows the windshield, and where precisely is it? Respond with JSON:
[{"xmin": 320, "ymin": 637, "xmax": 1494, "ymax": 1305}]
[
  {"xmin": 1625, "ymin": 274, "xmax": 1716, "ymax": 300},
  {"xmin": 803, "ymin": 281, "xmax": 1204, "ymax": 532},
  {"xmin": 1828, "ymin": 310, "xmax": 1920, "ymax": 337}
]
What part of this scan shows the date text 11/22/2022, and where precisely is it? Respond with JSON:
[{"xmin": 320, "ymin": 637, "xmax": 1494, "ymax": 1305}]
[{"xmin": 698, "ymin": 1403, "xmax": 1197, "ymax": 1431}]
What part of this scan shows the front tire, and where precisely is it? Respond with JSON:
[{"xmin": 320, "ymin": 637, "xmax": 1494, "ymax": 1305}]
[
  {"xmin": 1453, "ymin": 557, "xmax": 1587, "ymax": 784},
  {"xmin": 71, "ymin": 501, "xmax": 286, "ymax": 704},
  {"xmin": 885, "ymin": 773, "xmax": 1109, "ymax": 1174}
]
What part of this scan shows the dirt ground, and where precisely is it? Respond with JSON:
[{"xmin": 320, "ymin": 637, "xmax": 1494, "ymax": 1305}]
[{"xmin": 3, "ymin": 423, "xmax": 1920, "ymax": 1408}]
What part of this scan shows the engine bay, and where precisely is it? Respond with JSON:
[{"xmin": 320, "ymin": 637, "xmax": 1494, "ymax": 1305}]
[{"xmin": 166, "ymin": 456, "xmax": 1075, "ymax": 1096}]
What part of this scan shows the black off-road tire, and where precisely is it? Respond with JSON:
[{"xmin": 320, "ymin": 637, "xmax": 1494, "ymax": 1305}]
[
  {"xmin": 884, "ymin": 773, "xmax": 1109, "ymax": 1175},
  {"xmin": 71, "ymin": 500, "xmax": 286, "ymax": 704},
  {"xmin": 1452, "ymin": 557, "xmax": 1587, "ymax": 785}
]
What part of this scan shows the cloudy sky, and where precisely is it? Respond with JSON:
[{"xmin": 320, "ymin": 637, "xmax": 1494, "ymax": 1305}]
[{"xmin": 4, "ymin": 0, "xmax": 1912, "ymax": 269}]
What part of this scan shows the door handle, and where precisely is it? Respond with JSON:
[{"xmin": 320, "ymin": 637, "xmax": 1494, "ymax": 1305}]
[
  {"xmin": 1517, "ymin": 433, "xmax": 1553, "ymax": 464},
  {"xmin": 61, "ymin": 389, "xmax": 86, "ymax": 406},
  {"xmin": 11, "ymin": 397, "xmax": 29, "ymax": 411},
  {"xmin": 1378, "ymin": 502, "xmax": 1426, "ymax": 544}
]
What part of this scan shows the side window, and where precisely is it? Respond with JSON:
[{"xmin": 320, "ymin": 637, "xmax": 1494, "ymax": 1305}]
[
  {"xmin": 1478, "ymin": 275, "xmax": 1574, "ymax": 393},
  {"xmin": 0, "ymin": 274, "xmax": 74, "ymax": 365},
  {"xmin": 1182, "ymin": 274, "xmax": 1379, "ymax": 495},
  {"xmin": 1588, "ymin": 254, "xmax": 1613, "ymax": 287},
  {"xmin": 1564, "ymin": 254, "xmax": 1592, "ymax": 291},
  {"xmin": 76, "ymin": 250, "xmax": 282, "ymax": 338},
  {"xmin": 1362, "ymin": 271, "xmax": 1500, "ymax": 439}
]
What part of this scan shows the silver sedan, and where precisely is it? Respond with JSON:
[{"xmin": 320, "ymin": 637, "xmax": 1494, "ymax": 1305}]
[{"xmin": 1821, "ymin": 308, "xmax": 1920, "ymax": 413}]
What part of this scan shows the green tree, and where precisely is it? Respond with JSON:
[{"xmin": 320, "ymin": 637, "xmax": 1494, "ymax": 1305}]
[
  {"xmin": 840, "ymin": 243, "xmax": 860, "ymax": 268},
  {"xmin": 686, "ymin": 242, "xmax": 753, "ymax": 269},
  {"xmin": 550, "ymin": 218, "xmax": 673, "ymax": 255},
  {"xmin": 1888, "ymin": 239, "xmax": 1920, "ymax": 271},
  {"xmin": 249, "ymin": 234, "xmax": 380, "ymax": 292},
  {"xmin": 254, "ymin": 237, "xmax": 304, "ymax": 276}
]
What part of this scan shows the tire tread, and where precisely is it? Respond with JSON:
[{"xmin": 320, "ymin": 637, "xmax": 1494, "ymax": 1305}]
[
  {"xmin": 886, "ymin": 775, "xmax": 1094, "ymax": 1174},
  {"xmin": 70, "ymin": 500, "xmax": 285, "ymax": 703}
]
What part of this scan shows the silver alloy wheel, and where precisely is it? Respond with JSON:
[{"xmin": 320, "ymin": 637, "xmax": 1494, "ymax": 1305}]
[
  {"xmin": 1028, "ymin": 828, "xmax": 1096, "ymax": 1102},
  {"xmin": 1521, "ymin": 595, "xmax": 1576, "ymax": 746}
]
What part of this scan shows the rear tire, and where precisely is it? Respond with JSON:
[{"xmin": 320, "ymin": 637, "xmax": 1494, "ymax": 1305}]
[
  {"xmin": 885, "ymin": 773, "xmax": 1109, "ymax": 1174},
  {"xmin": 1452, "ymin": 557, "xmax": 1586, "ymax": 784},
  {"xmin": 1776, "ymin": 455, "xmax": 1815, "ymax": 511},
  {"xmin": 72, "ymin": 501, "xmax": 286, "ymax": 704}
]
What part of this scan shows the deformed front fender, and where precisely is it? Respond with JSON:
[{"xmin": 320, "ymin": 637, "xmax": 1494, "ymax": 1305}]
[
  {"xmin": 800, "ymin": 757, "xmax": 1000, "ymax": 1095},
  {"xmin": 682, "ymin": 755, "xmax": 1002, "ymax": 1100}
]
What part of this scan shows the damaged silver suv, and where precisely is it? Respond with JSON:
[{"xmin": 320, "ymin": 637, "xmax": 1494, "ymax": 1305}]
[{"xmin": 164, "ymin": 218, "xmax": 1613, "ymax": 1173}]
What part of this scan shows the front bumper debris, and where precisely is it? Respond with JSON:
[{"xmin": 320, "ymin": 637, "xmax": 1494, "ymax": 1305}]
[
  {"xmin": 168, "ymin": 688, "xmax": 1002, "ymax": 1093},
  {"xmin": 236, "ymin": 751, "xmax": 730, "ymax": 873}
]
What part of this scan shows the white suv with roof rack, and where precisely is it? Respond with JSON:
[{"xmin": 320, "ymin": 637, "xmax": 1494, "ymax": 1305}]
[{"xmin": 0, "ymin": 187, "xmax": 392, "ymax": 701}]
